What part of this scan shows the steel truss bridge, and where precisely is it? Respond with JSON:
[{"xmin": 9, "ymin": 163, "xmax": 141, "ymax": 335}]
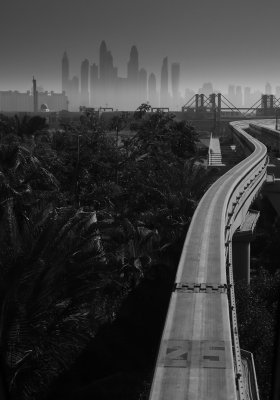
[
  {"xmin": 149, "ymin": 120, "xmax": 268, "ymax": 400},
  {"xmin": 182, "ymin": 93, "xmax": 280, "ymax": 120}
]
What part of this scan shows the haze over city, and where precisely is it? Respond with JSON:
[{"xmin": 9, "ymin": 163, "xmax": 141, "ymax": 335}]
[{"xmin": 1, "ymin": 0, "xmax": 280, "ymax": 98}]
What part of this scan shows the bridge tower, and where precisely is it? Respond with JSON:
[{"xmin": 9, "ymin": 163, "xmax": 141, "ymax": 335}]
[
  {"xmin": 210, "ymin": 93, "xmax": 222, "ymax": 136},
  {"xmin": 261, "ymin": 94, "xmax": 274, "ymax": 115}
]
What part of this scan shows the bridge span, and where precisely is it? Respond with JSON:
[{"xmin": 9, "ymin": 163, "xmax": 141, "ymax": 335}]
[{"xmin": 149, "ymin": 121, "xmax": 267, "ymax": 400}]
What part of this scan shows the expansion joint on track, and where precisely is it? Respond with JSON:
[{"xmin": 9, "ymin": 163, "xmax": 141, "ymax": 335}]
[{"xmin": 174, "ymin": 282, "xmax": 228, "ymax": 293}]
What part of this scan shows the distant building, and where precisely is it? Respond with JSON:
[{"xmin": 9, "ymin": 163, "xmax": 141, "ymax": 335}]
[
  {"xmin": 138, "ymin": 68, "xmax": 147, "ymax": 104},
  {"xmin": 62, "ymin": 51, "xmax": 70, "ymax": 93},
  {"xmin": 90, "ymin": 63, "xmax": 99, "ymax": 107},
  {"xmin": 67, "ymin": 76, "xmax": 79, "ymax": 111},
  {"xmin": 199, "ymin": 82, "xmax": 213, "ymax": 97},
  {"xmin": 171, "ymin": 62, "xmax": 180, "ymax": 109},
  {"xmin": 160, "ymin": 57, "xmax": 169, "ymax": 107},
  {"xmin": 265, "ymin": 82, "xmax": 272, "ymax": 95},
  {"xmin": 127, "ymin": 45, "xmax": 139, "ymax": 108},
  {"xmin": 98, "ymin": 40, "xmax": 117, "ymax": 107},
  {"xmin": 236, "ymin": 86, "xmax": 243, "ymax": 107},
  {"xmin": 127, "ymin": 45, "xmax": 139, "ymax": 85},
  {"xmin": 0, "ymin": 90, "xmax": 68, "ymax": 112},
  {"xmin": 148, "ymin": 73, "xmax": 158, "ymax": 107},
  {"xmin": 227, "ymin": 85, "xmax": 236, "ymax": 105},
  {"xmin": 81, "ymin": 59, "xmax": 90, "ymax": 106},
  {"xmin": 244, "ymin": 87, "xmax": 251, "ymax": 108}
]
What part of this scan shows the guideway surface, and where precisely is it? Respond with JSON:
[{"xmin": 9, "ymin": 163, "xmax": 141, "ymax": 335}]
[{"xmin": 149, "ymin": 121, "xmax": 267, "ymax": 400}]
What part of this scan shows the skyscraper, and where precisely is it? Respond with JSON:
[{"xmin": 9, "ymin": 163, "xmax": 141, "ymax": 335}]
[
  {"xmin": 98, "ymin": 40, "xmax": 117, "ymax": 106},
  {"xmin": 81, "ymin": 59, "xmax": 89, "ymax": 106},
  {"xmin": 160, "ymin": 57, "xmax": 169, "ymax": 107},
  {"xmin": 90, "ymin": 63, "xmax": 99, "ymax": 107},
  {"xmin": 244, "ymin": 87, "xmax": 251, "ymax": 108},
  {"xmin": 138, "ymin": 68, "xmax": 147, "ymax": 103},
  {"xmin": 171, "ymin": 62, "xmax": 180, "ymax": 108},
  {"xmin": 199, "ymin": 82, "xmax": 213, "ymax": 97},
  {"xmin": 148, "ymin": 73, "xmax": 158, "ymax": 107},
  {"xmin": 236, "ymin": 85, "xmax": 242, "ymax": 107},
  {"xmin": 127, "ymin": 46, "xmax": 139, "ymax": 108},
  {"xmin": 68, "ymin": 75, "xmax": 79, "ymax": 111},
  {"xmin": 228, "ymin": 85, "xmax": 236, "ymax": 105},
  {"xmin": 99, "ymin": 41, "xmax": 108, "ymax": 83},
  {"xmin": 62, "ymin": 51, "xmax": 69, "ymax": 93},
  {"xmin": 127, "ymin": 46, "xmax": 139, "ymax": 83}
]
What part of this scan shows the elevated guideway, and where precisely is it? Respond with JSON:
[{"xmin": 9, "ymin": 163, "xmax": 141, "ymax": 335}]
[{"xmin": 149, "ymin": 121, "xmax": 267, "ymax": 400}]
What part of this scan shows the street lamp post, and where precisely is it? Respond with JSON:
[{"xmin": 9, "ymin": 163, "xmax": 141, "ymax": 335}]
[{"xmin": 275, "ymin": 108, "xmax": 279, "ymax": 131}]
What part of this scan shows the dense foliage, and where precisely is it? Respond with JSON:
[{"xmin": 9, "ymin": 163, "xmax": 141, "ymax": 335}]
[{"xmin": 0, "ymin": 108, "xmax": 218, "ymax": 400}]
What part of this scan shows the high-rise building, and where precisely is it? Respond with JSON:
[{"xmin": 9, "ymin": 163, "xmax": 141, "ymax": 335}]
[
  {"xmin": 138, "ymin": 68, "xmax": 147, "ymax": 104},
  {"xmin": 236, "ymin": 86, "xmax": 243, "ymax": 107},
  {"xmin": 98, "ymin": 40, "xmax": 117, "ymax": 106},
  {"xmin": 244, "ymin": 87, "xmax": 251, "ymax": 108},
  {"xmin": 199, "ymin": 82, "xmax": 213, "ymax": 97},
  {"xmin": 148, "ymin": 73, "xmax": 158, "ymax": 107},
  {"xmin": 62, "ymin": 51, "xmax": 70, "ymax": 93},
  {"xmin": 90, "ymin": 63, "xmax": 99, "ymax": 107},
  {"xmin": 160, "ymin": 57, "xmax": 169, "ymax": 107},
  {"xmin": 276, "ymin": 86, "xmax": 280, "ymax": 99},
  {"xmin": 68, "ymin": 75, "xmax": 79, "ymax": 111},
  {"xmin": 171, "ymin": 62, "xmax": 180, "ymax": 108},
  {"xmin": 81, "ymin": 59, "xmax": 89, "ymax": 106},
  {"xmin": 99, "ymin": 41, "xmax": 107, "ymax": 83},
  {"xmin": 127, "ymin": 46, "xmax": 139, "ymax": 108},
  {"xmin": 228, "ymin": 85, "xmax": 236, "ymax": 105},
  {"xmin": 127, "ymin": 46, "xmax": 139, "ymax": 84}
]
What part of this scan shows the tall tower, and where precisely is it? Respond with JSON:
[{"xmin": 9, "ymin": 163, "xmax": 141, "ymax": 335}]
[
  {"xmin": 99, "ymin": 40, "xmax": 107, "ymax": 83},
  {"xmin": 244, "ymin": 87, "xmax": 251, "ymax": 107},
  {"xmin": 138, "ymin": 68, "xmax": 147, "ymax": 103},
  {"xmin": 62, "ymin": 51, "xmax": 69, "ymax": 93},
  {"xmin": 90, "ymin": 63, "xmax": 99, "ymax": 107},
  {"xmin": 160, "ymin": 57, "xmax": 169, "ymax": 107},
  {"xmin": 171, "ymin": 62, "xmax": 180, "ymax": 108},
  {"xmin": 148, "ymin": 73, "xmax": 158, "ymax": 107},
  {"xmin": 127, "ymin": 46, "xmax": 139, "ymax": 83},
  {"xmin": 236, "ymin": 85, "xmax": 243, "ymax": 107},
  {"xmin": 32, "ymin": 76, "xmax": 38, "ymax": 112},
  {"xmin": 81, "ymin": 59, "xmax": 89, "ymax": 106},
  {"xmin": 127, "ymin": 46, "xmax": 139, "ymax": 108}
]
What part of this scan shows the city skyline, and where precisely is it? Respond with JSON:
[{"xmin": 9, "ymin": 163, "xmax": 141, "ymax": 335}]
[
  {"xmin": 1, "ymin": 0, "xmax": 280, "ymax": 96},
  {"xmin": 61, "ymin": 41, "xmax": 280, "ymax": 111}
]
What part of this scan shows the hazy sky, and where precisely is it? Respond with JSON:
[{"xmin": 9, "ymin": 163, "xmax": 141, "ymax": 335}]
[{"xmin": 1, "ymin": 0, "xmax": 280, "ymax": 94}]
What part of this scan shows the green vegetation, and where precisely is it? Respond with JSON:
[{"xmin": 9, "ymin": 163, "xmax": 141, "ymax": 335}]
[{"xmin": 0, "ymin": 107, "xmax": 218, "ymax": 400}]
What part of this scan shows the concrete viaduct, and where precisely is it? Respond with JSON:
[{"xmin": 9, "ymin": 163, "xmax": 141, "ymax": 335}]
[{"xmin": 148, "ymin": 120, "xmax": 274, "ymax": 400}]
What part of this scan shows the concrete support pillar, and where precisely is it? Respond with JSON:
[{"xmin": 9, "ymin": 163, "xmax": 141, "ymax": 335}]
[
  {"xmin": 232, "ymin": 240, "xmax": 250, "ymax": 284},
  {"xmin": 232, "ymin": 209, "xmax": 260, "ymax": 285}
]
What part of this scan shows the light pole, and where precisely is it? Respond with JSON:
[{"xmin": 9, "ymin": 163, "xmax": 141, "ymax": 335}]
[{"xmin": 275, "ymin": 107, "xmax": 279, "ymax": 131}]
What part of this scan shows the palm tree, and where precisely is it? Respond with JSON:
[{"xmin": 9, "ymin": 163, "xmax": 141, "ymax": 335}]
[{"xmin": 0, "ymin": 206, "xmax": 111, "ymax": 400}]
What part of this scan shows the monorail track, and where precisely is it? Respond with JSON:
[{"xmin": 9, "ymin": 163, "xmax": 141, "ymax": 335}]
[{"xmin": 149, "ymin": 121, "xmax": 267, "ymax": 400}]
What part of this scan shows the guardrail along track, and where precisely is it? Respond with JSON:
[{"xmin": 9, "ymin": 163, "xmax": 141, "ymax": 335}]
[{"xmin": 149, "ymin": 121, "xmax": 267, "ymax": 400}]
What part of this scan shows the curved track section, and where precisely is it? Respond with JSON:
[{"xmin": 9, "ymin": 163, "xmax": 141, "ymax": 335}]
[{"xmin": 149, "ymin": 121, "xmax": 267, "ymax": 400}]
